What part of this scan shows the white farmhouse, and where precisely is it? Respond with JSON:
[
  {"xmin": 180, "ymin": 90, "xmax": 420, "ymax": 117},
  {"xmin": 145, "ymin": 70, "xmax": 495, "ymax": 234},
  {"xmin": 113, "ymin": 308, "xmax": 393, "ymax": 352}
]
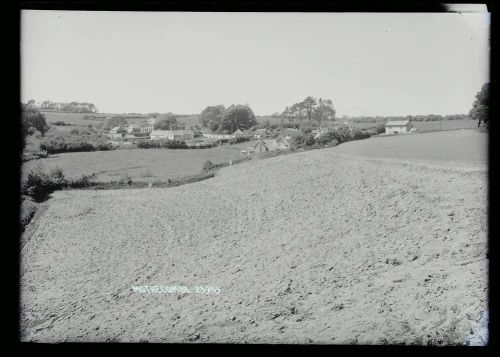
[
  {"xmin": 150, "ymin": 129, "xmax": 194, "ymax": 141},
  {"xmin": 385, "ymin": 120, "xmax": 411, "ymax": 134}
]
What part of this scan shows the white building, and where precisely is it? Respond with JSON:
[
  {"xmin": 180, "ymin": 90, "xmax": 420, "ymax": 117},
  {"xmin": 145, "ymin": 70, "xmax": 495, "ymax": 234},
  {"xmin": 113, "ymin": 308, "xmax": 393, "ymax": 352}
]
[
  {"xmin": 150, "ymin": 129, "xmax": 194, "ymax": 141},
  {"xmin": 385, "ymin": 120, "xmax": 411, "ymax": 134}
]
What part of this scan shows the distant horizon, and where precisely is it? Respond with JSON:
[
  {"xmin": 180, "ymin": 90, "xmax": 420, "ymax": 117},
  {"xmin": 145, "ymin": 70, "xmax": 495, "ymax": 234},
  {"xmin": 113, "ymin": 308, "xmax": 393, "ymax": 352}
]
[
  {"xmin": 22, "ymin": 11, "xmax": 489, "ymax": 117},
  {"xmin": 33, "ymin": 105, "xmax": 472, "ymax": 118}
]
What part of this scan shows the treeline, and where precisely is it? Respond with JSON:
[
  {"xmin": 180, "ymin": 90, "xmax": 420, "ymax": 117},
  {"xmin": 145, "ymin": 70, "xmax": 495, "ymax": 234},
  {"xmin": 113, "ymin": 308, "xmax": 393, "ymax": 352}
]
[{"xmin": 30, "ymin": 100, "xmax": 98, "ymax": 113}]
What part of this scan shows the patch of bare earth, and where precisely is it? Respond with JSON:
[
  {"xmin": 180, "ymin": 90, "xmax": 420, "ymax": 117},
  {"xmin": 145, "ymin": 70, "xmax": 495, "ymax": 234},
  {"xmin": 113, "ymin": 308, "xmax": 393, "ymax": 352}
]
[{"xmin": 20, "ymin": 148, "xmax": 487, "ymax": 344}]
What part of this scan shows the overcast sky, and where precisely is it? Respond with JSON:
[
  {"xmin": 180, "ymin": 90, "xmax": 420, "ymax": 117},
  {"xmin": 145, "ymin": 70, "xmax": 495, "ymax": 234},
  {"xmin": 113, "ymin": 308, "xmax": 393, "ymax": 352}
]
[{"xmin": 21, "ymin": 11, "xmax": 490, "ymax": 116}]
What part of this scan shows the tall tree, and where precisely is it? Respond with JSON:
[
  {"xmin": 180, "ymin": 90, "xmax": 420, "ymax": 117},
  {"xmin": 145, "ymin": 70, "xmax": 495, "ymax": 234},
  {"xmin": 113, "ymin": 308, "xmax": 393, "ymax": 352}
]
[
  {"xmin": 199, "ymin": 105, "xmax": 225, "ymax": 130},
  {"xmin": 156, "ymin": 113, "xmax": 178, "ymax": 130},
  {"xmin": 21, "ymin": 103, "xmax": 49, "ymax": 149},
  {"xmin": 314, "ymin": 98, "xmax": 336, "ymax": 127},
  {"xmin": 302, "ymin": 96, "xmax": 317, "ymax": 121},
  {"xmin": 469, "ymin": 82, "xmax": 489, "ymax": 127},
  {"xmin": 219, "ymin": 104, "xmax": 257, "ymax": 133}
]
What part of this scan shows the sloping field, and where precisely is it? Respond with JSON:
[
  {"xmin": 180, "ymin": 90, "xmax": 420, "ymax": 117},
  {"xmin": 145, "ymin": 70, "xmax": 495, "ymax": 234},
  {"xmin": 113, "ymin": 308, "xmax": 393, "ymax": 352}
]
[
  {"xmin": 334, "ymin": 129, "xmax": 487, "ymax": 170},
  {"xmin": 20, "ymin": 133, "xmax": 487, "ymax": 344}
]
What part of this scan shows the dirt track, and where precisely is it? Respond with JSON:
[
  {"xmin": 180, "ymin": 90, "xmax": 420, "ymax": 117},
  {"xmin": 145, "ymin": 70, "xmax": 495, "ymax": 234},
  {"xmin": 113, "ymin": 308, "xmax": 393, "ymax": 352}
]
[{"xmin": 20, "ymin": 147, "xmax": 488, "ymax": 344}]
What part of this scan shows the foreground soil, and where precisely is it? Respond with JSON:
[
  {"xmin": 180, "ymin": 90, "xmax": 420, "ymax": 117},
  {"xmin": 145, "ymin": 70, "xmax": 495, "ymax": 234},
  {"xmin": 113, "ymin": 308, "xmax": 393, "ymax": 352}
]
[{"xmin": 20, "ymin": 147, "xmax": 488, "ymax": 344}]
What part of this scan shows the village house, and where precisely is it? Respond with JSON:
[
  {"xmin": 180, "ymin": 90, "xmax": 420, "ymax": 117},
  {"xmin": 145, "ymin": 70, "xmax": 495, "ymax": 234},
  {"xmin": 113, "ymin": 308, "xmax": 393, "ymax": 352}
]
[
  {"xmin": 150, "ymin": 129, "xmax": 194, "ymax": 141},
  {"xmin": 107, "ymin": 126, "xmax": 123, "ymax": 140},
  {"xmin": 385, "ymin": 120, "xmax": 411, "ymax": 134},
  {"xmin": 203, "ymin": 133, "xmax": 235, "ymax": 140},
  {"xmin": 140, "ymin": 124, "xmax": 152, "ymax": 134},
  {"xmin": 127, "ymin": 124, "xmax": 140, "ymax": 134},
  {"xmin": 145, "ymin": 118, "xmax": 157, "ymax": 133}
]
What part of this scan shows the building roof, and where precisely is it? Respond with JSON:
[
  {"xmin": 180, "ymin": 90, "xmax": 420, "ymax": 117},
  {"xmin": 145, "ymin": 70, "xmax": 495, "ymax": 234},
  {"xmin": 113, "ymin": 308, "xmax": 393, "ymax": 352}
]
[
  {"xmin": 386, "ymin": 120, "xmax": 410, "ymax": 126},
  {"xmin": 233, "ymin": 129, "xmax": 244, "ymax": 135},
  {"xmin": 150, "ymin": 130, "xmax": 173, "ymax": 136}
]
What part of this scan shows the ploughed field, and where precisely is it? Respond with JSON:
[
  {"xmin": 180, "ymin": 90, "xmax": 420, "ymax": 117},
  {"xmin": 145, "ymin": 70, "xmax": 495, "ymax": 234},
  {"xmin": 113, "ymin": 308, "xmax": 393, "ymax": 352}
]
[{"xmin": 20, "ymin": 129, "xmax": 488, "ymax": 344}]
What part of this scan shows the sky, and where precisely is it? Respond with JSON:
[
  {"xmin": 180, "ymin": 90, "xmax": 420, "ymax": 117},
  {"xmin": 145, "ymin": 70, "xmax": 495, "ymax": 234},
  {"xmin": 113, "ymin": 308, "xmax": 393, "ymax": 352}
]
[{"xmin": 21, "ymin": 11, "xmax": 490, "ymax": 116}]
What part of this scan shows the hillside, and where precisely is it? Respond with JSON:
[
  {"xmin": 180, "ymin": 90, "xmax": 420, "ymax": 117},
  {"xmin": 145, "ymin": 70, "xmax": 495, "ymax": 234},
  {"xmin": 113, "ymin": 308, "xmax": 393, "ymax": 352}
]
[{"xmin": 20, "ymin": 136, "xmax": 487, "ymax": 344}]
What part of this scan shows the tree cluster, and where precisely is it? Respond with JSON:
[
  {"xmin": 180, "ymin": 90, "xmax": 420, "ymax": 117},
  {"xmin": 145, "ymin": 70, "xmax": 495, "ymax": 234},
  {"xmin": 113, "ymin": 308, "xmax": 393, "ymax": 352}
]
[
  {"xmin": 33, "ymin": 100, "xmax": 99, "ymax": 113},
  {"xmin": 199, "ymin": 104, "xmax": 257, "ymax": 133},
  {"xmin": 282, "ymin": 97, "xmax": 336, "ymax": 125}
]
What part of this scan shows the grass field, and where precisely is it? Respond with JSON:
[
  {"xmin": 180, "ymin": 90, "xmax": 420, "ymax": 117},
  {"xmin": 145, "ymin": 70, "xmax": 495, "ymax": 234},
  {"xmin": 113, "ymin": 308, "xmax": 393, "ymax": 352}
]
[
  {"xmin": 333, "ymin": 129, "xmax": 487, "ymax": 169},
  {"xmin": 411, "ymin": 119, "xmax": 477, "ymax": 132},
  {"xmin": 40, "ymin": 111, "xmax": 107, "ymax": 126},
  {"xmin": 23, "ymin": 141, "xmax": 258, "ymax": 183}
]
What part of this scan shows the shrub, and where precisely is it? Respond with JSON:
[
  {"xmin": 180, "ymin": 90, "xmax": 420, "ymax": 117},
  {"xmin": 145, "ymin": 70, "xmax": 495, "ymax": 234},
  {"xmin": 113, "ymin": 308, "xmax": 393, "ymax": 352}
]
[
  {"xmin": 305, "ymin": 134, "xmax": 316, "ymax": 146},
  {"xmin": 352, "ymin": 129, "xmax": 371, "ymax": 140},
  {"xmin": 22, "ymin": 166, "xmax": 95, "ymax": 201},
  {"xmin": 21, "ymin": 195, "xmax": 38, "ymax": 229},
  {"xmin": 375, "ymin": 123, "xmax": 386, "ymax": 134},
  {"xmin": 202, "ymin": 160, "xmax": 214, "ymax": 172}
]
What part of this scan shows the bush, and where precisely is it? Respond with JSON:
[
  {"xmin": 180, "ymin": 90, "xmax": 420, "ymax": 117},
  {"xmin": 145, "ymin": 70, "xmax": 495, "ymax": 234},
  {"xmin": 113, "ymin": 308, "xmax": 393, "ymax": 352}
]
[
  {"xmin": 352, "ymin": 129, "xmax": 371, "ymax": 140},
  {"xmin": 202, "ymin": 160, "xmax": 214, "ymax": 172},
  {"xmin": 375, "ymin": 123, "xmax": 386, "ymax": 134},
  {"xmin": 22, "ymin": 166, "xmax": 95, "ymax": 201},
  {"xmin": 305, "ymin": 134, "xmax": 316, "ymax": 146},
  {"xmin": 21, "ymin": 195, "xmax": 38, "ymax": 229}
]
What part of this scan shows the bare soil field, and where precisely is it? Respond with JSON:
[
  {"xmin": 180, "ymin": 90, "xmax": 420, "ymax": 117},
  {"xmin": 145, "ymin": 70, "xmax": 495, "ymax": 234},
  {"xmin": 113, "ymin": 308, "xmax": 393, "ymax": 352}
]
[
  {"xmin": 20, "ymin": 129, "xmax": 487, "ymax": 344},
  {"xmin": 22, "ymin": 142, "xmax": 256, "ymax": 183}
]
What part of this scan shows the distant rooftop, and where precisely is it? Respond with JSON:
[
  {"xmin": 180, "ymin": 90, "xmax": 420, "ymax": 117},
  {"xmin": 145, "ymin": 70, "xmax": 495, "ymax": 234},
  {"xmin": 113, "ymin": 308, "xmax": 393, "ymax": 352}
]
[{"xmin": 386, "ymin": 120, "xmax": 410, "ymax": 126}]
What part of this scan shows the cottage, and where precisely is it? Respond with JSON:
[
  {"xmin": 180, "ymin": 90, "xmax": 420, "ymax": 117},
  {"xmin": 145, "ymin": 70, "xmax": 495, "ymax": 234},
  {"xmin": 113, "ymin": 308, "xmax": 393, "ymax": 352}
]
[
  {"xmin": 107, "ymin": 126, "xmax": 124, "ymax": 140},
  {"xmin": 150, "ymin": 130, "xmax": 174, "ymax": 140},
  {"xmin": 127, "ymin": 124, "xmax": 140, "ymax": 134},
  {"xmin": 385, "ymin": 120, "xmax": 411, "ymax": 134},
  {"xmin": 173, "ymin": 129, "xmax": 194, "ymax": 141},
  {"xmin": 233, "ymin": 129, "xmax": 244, "ymax": 136},
  {"xmin": 140, "ymin": 125, "xmax": 152, "ymax": 134},
  {"xmin": 143, "ymin": 118, "xmax": 157, "ymax": 133},
  {"xmin": 203, "ymin": 133, "xmax": 235, "ymax": 140},
  {"xmin": 150, "ymin": 129, "xmax": 195, "ymax": 141}
]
